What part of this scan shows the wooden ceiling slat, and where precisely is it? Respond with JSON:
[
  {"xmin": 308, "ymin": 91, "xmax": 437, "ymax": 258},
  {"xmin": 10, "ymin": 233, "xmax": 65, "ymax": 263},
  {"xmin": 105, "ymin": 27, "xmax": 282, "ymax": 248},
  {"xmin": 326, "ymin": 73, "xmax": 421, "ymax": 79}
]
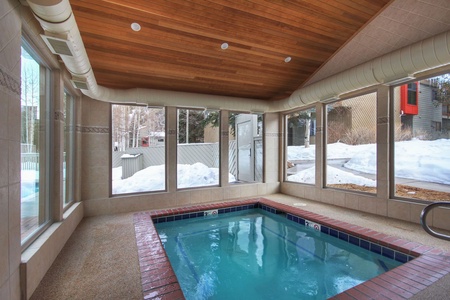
[
  {"xmin": 86, "ymin": 48, "xmax": 300, "ymax": 87},
  {"xmin": 72, "ymin": 3, "xmax": 340, "ymax": 60},
  {"xmin": 76, "ymin": 15, "xmax": 329, "ymax": 70},
  {"xmin": 211, "ymin": 0, "xmax": 360, "ymax": 35},
  {"xmin": 69, "ymin": 0, "xmax": 391, "ymax": 100},
  {"xmin": 94, "ymin": 68, "xmax": 284, "ymax": 99},
  {"xmin": 333, "ymin": 0, "xmax": 389, "ymax": 13},
  {"xmin": 74, "ymin": 0, "xmax": 349, "ymax": 48},
  {"xmin": 83, "ymin": 35, "xmax": 317, "ymax": 84}
]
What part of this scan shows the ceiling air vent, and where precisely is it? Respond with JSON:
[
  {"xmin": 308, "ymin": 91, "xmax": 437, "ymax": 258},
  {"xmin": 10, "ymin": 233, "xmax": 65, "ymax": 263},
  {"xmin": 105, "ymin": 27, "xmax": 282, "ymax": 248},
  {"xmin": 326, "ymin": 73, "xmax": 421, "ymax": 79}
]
[
  {"xmin": 40, "ymin": 35, "xmax": 74, "ymax": 56},
  {"xmin": 71, "ymin": 77, "xmax": 89, "ymax": 90}
]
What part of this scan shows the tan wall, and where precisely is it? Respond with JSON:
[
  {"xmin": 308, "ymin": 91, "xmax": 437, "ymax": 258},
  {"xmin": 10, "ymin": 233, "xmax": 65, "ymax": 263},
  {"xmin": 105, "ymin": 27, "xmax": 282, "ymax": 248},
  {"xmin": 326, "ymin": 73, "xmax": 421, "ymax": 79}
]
[
  {"xmin": 0, "ymin": 1, "xmax": 24, "ymax": 299},
  {"xmin": 203, "ymin": 124, "xmax": 219, "ymax": 143},
  {"xmin": 345, "ymin": 93, "xmax": 378, "ymax": 130},
  {"xmin": 204, "ymin": 124, "xmax": 235, "ymax": 142},
  {"xmin": 0, "ymin": 4, "xmax": 84, "ymax": 299},
  {"xmin": 80, "ymin": 97, "xmax": 111, "ymax": 201}
]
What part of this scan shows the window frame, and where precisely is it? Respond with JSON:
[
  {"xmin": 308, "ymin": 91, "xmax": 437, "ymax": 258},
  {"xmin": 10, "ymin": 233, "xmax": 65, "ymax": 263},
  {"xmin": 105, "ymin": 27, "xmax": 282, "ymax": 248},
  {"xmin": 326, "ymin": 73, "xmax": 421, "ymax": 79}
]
[
  {"xmin": 228, "ymin": 112, "xmax": 264, "ymax": 184},
  {"xmin": 20, "ymin": 37, "xmax": 53, "ymax": 249},
  {"xmin": 110, "ymin": 103, "xmax": 167, "ymax": 196},
  {"xmin": 431, "ymin": 120, "xmax": 442, "ymax": 132},
  {"xmin": 63, "ymin": 88, "xmax": 76, "ymax": 209},
  {"xmin": 324, "ymin": 92, "xmax": 378, "ymax": 194},
  {"xmin": 176, "ymin": 107, "xmax": 221, "ymax": 189},
  {"xmin": 391, "ymin": 74, "xmax": 450, "ymax": 203},
  {"xmin": 283, "ymin": 106, "xmax": 317, "ymax": 185}
]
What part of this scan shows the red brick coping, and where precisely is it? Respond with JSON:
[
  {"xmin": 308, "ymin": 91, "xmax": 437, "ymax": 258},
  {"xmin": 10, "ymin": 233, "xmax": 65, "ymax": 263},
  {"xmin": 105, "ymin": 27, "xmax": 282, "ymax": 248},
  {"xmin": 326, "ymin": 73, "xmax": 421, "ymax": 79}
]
[{"xmin": 133, "ymin": 197, "xmax": 450, "ymax": 299}]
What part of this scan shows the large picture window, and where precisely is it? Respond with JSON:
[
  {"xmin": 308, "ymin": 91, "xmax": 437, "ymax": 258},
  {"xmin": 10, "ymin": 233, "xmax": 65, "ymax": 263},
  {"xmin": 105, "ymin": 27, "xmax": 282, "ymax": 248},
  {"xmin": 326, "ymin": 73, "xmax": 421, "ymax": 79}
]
[
  {"xmin": 285, "ymin": 107, "xmax": 316, "ymax": 184},
  {"xmin": 63, "ymin": 90, "xmax": 75, "ymax": 207},
  {"xmin": 393, "ymin": 75, "xmax": 450, "ymax": 201},
  {"xmin": 326, "ymin": 93, "xmax": 377, "ymax": 193},
  {"xmin": 111, "ymin": 105, "xmax": 165, "ymax": 194},
  {"xmin": 177, "ymin": 109, "xmax": 220, "ymax": 188},
  {"xmin": 20, "ymin": 42, "xmax": 51, "ymax": 243},
  {"xmin": 228, "ymin": 113, "xmax": 263, "ymax": 183}
]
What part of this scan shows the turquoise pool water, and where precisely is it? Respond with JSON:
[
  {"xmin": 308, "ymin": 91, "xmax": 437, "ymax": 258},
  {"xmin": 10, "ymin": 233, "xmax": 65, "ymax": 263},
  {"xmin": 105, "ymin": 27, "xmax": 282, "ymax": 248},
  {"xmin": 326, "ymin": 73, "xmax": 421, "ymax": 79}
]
[{"xmin": 156, "ymin": 209, "xmax": 402, "ymax": 299}]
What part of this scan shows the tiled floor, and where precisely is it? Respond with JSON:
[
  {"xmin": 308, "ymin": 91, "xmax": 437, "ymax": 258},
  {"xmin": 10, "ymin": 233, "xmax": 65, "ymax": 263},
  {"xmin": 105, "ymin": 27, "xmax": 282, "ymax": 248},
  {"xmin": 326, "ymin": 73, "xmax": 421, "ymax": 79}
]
[{"xmin": 133, "ymin": 198, "xmax": 450, "ymax": 300}]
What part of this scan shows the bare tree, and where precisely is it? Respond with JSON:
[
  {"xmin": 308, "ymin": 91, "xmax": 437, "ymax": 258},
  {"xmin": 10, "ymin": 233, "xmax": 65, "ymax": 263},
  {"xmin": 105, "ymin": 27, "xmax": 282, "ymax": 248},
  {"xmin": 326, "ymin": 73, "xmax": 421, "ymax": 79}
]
[
  {"xmin": 432, "ymin": 74, "xmax": 450, "ymax": 105},
  {"xmin": 112, "ymin": 105, "xmax": 166, "ymax": 149},
  {"xmin": 21, "ymin": 50, "xmax": 40, "ymax": 153}
]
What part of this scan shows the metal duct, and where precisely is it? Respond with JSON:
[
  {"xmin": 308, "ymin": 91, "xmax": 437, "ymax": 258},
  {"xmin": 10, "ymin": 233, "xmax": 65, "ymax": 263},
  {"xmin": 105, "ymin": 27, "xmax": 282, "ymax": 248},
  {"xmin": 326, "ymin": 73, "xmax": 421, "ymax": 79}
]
[
  {"xmin": 27, "ymin": 0, "xmax": 450, "ymax": 113},
  {"xmin": 278, "ymin": 31, "xmax": 450, "ymax": 111}
]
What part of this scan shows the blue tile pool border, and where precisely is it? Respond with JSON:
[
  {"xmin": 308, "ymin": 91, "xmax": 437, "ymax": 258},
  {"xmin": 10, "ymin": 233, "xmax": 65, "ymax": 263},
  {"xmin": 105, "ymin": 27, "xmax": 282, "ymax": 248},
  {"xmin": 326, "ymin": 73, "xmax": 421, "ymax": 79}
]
[{"xmin": 152, "ymin": 201, "xmax": 415, "ymax": 264}]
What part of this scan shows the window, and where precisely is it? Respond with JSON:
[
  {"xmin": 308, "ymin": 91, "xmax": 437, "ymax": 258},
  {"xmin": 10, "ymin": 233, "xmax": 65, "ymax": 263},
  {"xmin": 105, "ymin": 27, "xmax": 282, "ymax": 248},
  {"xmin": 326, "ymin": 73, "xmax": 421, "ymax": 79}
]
[
  {"xmin": 431, "ymin": 121, "xmax": 442, "ymax": 132},
  {"xmin": 285, "ymin": 107, "xmax": 316, "ymax": 184},
  {"xmin": 63, "ymin": 90, "xmax": 75, "ymax": 207},
  {"xmin": 326, "ymin": 93, "xmax": 377, "ymax": 193},
  {"xmin": 393, "ymin": 74, "xmax": 450, "ymax": 201},
  {"xmin": 228, "ymin": 113, "xmax": 263, "ymax": 183},
  {"xmin": 20, "ymin": 42, "xmax": 51, "ymax": 243},
  {"xmin": 111, "ymin": 105, "xmax": 165, "ymax": 194},
  {"xmin": 400, "ymin": 82, "xmax": 419, "ymax": 115},
  {"xmin": 177, "ymin": 108, "xmax": 220, "ymax": 188},
  {"xmin": 443, "ymin": 105, "xmax": 450, "ymax": 117}
]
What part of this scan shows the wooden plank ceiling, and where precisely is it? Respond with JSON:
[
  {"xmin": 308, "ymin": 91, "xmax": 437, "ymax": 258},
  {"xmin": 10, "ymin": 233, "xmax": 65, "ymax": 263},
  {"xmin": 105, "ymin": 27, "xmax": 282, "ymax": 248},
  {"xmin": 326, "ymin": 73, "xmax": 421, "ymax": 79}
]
[{"xmin": 70, "ymin": 0, "xmax": 391, "ymax": 101}]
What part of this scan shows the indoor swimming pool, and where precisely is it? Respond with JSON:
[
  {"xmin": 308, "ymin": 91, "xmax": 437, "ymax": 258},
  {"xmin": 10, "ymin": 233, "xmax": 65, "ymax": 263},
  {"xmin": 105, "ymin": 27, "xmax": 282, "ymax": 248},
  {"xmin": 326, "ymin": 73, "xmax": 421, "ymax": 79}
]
[{"xmin": 154, "ymin": 205, "xmax": 406, "ymax": 299}]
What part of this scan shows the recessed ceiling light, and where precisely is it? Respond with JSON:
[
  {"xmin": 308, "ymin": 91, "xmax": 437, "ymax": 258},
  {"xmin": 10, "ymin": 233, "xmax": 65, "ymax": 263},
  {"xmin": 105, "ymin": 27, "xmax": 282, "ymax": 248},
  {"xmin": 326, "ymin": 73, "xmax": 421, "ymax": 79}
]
[
  {"xmin": 131, "ymin": 22, "xmax": 141, "ymax": 32},
  {"xmin": 284, "ymin": 56, "xmax": 292, "ymax": 63},
  {"xmin": 221, "ymin": 43, "xmax": 229, "ymax": 50}
]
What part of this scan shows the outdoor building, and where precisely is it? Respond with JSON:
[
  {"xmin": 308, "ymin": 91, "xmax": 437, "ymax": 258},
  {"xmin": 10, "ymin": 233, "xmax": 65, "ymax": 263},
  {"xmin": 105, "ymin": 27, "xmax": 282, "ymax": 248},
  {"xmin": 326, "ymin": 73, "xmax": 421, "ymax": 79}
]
[
  {"xmin": 2, "ymin": 0, "xmax": 450, "ymax": 299},
  {"xmin": 395, "ymin": 80, "xmax": 450, "ymax": 139}
]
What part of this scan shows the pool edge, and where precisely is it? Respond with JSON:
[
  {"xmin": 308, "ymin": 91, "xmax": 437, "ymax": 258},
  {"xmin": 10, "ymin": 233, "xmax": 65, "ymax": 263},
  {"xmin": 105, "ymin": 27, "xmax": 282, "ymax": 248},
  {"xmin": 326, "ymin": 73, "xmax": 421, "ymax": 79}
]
[{"xmin": 133, "ymin": 197, "xmax": 450, "ymax": 300}]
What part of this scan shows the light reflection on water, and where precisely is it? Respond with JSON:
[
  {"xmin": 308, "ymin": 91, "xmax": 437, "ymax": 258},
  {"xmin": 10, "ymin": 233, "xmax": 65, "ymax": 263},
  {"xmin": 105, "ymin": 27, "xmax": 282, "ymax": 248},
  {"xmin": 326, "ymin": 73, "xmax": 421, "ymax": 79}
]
[{"xmin": 156, "ymin": 210, "xmax": 401, "ymax": 300}]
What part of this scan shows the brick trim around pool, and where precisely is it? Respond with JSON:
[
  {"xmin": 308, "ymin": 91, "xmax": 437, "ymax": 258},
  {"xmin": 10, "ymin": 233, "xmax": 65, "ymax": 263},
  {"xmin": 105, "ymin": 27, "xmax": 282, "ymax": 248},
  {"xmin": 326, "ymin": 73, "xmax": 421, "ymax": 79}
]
[{"xmin": 133, "ymin": 198, "xmax": 450, "ymax": 300}]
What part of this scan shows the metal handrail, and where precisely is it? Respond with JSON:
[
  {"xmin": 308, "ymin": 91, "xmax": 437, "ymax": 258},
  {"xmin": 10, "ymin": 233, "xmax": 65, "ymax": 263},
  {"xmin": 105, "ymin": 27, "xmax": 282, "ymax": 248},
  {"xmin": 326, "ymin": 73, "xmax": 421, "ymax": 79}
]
[{"xmin": 420, "ymin": 202, "xmax": 450, "ymax": 241}]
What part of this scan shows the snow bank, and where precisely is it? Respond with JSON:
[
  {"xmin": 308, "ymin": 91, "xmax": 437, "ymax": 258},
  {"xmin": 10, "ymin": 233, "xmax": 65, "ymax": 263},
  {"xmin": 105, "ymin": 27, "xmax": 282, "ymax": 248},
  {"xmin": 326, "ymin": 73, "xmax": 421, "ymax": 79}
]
[
  {"xmin": 113, "ymin": 162, "xmax": 236, "ymax": 194},
  {"xmin": 287, "ymin": 166, "xmax": 376, "ymax": 187},
  {"xmin": 288, "ymin": 139, "xmax": 450, "ymax": 185}
]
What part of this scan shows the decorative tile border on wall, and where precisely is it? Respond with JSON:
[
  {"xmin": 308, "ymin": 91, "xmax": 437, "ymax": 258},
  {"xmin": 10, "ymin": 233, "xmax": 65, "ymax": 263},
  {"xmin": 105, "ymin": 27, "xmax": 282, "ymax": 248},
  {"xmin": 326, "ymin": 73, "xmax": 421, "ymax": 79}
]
[
  {"xmin": 0, "ymin": 66, "xmax": 20, "ymax": 96},
  {"xmin": 133, "ymin": 197, "xmax": 450, "ymax": 300},
  {"xmin": 76, "ymin": 125, "xmax": 110, "ymax": 134},
  {"xmin": 377, "ymin": 116, "xmax": 389, "ymax": 124},
  {"xmin": 54, "ymin": 111, "xmax": 65, "ymax": 121}
]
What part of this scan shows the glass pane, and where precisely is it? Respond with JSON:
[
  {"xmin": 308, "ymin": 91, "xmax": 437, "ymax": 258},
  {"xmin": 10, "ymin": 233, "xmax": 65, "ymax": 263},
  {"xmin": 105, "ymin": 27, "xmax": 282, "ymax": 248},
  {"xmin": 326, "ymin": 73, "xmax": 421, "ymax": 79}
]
[
  {"xmin": 21, "ymin": 45, "xmax": 49, "ymax": 242},
  {"xmin": 228, "ymin": 113, "xmax": 263, "ymax": 183},
  {"xmin": 112, "ymin": 105, "xmax": 165, "ymax": 194},
  {"xmin": 285, "ymin": 107, "xmax": 316, "ymax": 184},
  {"xmin": 63, "ymin": 90, "xmax": 75, "ymax": 207},
  {"xmin": 326, "ymin": 93, "xmax": 377, "ymax": 193},
  {"xmin": 393, "ymin": 75, "xmax": 450, "ymax": 201},
  {"xmin": 407, "ymin": 83, "xmax": 417, "ymax": 105},
  {"xmin": 177, "ymin": 109, "xmax": 220, "ymax": 188}
]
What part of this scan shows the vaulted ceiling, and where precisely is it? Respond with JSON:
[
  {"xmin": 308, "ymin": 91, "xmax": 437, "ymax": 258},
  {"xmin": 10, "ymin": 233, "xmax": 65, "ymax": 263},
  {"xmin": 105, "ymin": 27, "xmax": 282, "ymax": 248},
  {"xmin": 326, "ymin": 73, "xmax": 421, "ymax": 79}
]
[{"xmin": 70, "ymin": 0, "xmax": 392, "ymax": 101}]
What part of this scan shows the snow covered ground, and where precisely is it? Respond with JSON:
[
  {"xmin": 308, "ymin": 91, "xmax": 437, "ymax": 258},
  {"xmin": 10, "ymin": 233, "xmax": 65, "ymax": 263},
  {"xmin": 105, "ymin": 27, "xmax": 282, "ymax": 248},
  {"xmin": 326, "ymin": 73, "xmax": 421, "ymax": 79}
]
[
  {"xmin": 287, "ymin": 139, "xmax": 450, "ymax": 186},
  {"xmin": 105, "ymin": 139, "xmax": 450, "ymax": 194},
  {"xmin": 113, "ymin": 162, "xmax": 236, "ymax": 194}
]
